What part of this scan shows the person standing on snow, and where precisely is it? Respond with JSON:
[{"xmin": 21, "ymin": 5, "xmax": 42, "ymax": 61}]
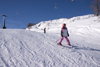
[
  {"xmin": 58, "ymin": 23, "xmax": 71, "ymax": 46},
  {"xmin": 44, "ymin": 28, "xmax": 46, "ymax": 33}
]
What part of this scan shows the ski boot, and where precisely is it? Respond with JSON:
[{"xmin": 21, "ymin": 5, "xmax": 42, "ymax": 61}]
[
  {"xmin": 57, "ymin": 43, "xmax": 63, "ymax": 46},
  {"xmin": 68, "ymin": 44, "xmax": 71, "ymax": 46}
]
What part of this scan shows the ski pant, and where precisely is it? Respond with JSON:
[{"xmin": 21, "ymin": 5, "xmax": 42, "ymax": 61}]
[{"xmin": 58, "ymin": 36, "xmax": 70, "ymax": 44}]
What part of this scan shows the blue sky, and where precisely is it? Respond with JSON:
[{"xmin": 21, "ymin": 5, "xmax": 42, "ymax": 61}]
[{"xmin": 0, "ymin": 0, "xmax": 93, "ymax": 29}]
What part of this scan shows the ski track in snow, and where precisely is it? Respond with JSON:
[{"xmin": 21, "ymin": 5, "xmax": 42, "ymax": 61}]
[{"xmin": 0, "ymin": 15, "xmax": 100, "ymax": 67}]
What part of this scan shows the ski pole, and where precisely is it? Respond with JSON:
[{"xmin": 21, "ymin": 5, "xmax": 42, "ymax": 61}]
[{"xmin": 56, "ymin": 37, "xmax": 61, "ymax": 43}]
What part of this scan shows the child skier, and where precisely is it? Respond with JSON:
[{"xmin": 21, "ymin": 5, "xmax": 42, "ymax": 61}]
[{"xmin": 58, "ymin": 23, "xmax": 71, "ymax": 46}]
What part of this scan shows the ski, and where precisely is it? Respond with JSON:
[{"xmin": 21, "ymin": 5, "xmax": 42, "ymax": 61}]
[{"xmin": 57, "ymin": 44, "xmax": 73, "ymax": 49}]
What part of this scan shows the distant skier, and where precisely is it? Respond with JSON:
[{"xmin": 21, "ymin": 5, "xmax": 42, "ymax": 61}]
[
  {"xmin": 44, "ymin": 28, "xmax": 46, "ymax": 33},
  {"xmin": 58, "ymin": 23, "xmax": 71, "ymax": 46}
]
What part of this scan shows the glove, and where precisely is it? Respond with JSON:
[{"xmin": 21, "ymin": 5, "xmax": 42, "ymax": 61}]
[
  {"xmin": 61, "ymin": 35, "xmax": 63, "ymax": 37},
  {"xmin": 67, "ymin": 33, "xmax": 69, "ymax": 37},
  {"xmin": 61, "ymin": 34, "xmax": 63, "ymax": 37}
]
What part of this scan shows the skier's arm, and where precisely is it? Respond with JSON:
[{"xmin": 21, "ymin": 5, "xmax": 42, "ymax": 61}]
[{"xmin": 61, "ymin": 29, "xmax": 63, "ymax": 37}]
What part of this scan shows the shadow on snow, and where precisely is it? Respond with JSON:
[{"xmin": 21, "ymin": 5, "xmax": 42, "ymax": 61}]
[{"xmin": 73, "ymin": 46, "xmax": 100, "ymax": 52}]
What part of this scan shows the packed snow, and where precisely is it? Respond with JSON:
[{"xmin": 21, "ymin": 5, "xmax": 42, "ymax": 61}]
[{"xmin": 0, "ymin": 14, "xmax": 100, "ymax": 67}]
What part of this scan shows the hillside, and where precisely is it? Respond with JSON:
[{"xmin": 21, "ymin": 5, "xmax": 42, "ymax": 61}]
[{"xmin": 0, "ymin": 14, "xmax": 100, "ymax": 67}]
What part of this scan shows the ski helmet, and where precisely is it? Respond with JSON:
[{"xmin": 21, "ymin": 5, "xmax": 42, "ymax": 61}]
[{"xmin": 62, "ymin": 23, "xmax": 66, "ymax": 27}]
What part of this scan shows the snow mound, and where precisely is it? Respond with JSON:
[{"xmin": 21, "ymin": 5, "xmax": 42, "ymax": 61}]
[{"xmin": 27, "ymin": 14, "xmax": 100, "ymax": 34}]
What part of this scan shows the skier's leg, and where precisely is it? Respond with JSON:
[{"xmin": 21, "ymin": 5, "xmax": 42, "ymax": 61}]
[
  {"xmin": 65, "ymin": 37, "xmax": 70, "ymax": 45},
  {"xmin": 58, "ymin": 37, "xmax": 64, "ymax": 43}
]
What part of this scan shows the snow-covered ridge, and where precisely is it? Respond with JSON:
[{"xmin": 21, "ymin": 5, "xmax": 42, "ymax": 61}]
[{"xmin": 26, "ymin": 14, "xmax": 100, "ymax": 34}]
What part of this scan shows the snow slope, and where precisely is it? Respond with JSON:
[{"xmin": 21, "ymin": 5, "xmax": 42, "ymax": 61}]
[{"xmin": 0, "ymin": 14, "xmax": 100, "ymax": 67}]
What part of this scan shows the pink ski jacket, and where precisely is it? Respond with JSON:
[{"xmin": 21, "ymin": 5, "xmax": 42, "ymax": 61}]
[{"xmin": 61, "ymin": 28, "xmax": 69, "ymax": 37}]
